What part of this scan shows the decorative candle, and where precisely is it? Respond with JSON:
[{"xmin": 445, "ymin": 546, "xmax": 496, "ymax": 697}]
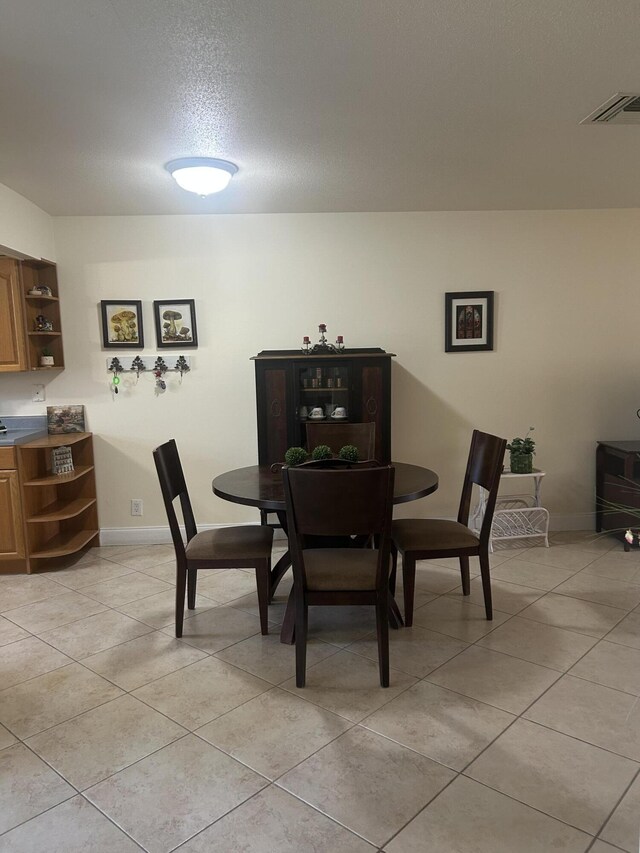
[{"xmin": 336, "ymin": 335, "xmax": 343, "ymax": 343}]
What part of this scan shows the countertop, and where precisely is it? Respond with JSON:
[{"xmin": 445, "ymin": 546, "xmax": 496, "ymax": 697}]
[{"xmin": 0, "ymin": 415, "xmax": 48, "ymax": 446}]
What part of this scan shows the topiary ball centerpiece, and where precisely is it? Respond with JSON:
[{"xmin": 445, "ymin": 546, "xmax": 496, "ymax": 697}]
[
  {"xmin": 338, "ymin": 444, "xmax": 359, "ymax": 462},
  {"xmin": 284, "ymin": 446, "xmax": 309, "ymax": 467},
  {"xmin": 311, "ymin": 444, "xmax": 332, "ymax": 461}
]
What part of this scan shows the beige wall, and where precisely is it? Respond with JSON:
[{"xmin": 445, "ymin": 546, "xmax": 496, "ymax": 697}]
[{"xmin": 2, "ymin": 205, "xmax": 639, "ymax": 538}]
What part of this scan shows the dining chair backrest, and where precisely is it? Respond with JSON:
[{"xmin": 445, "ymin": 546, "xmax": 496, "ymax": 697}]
[
  {"xmin": 457, "ymin": 429, "xmax": 507, "ymax": 543},
  {"xmin": 153, "ymin": 439, "xmax": 198, "ymax": 559},
  {"xmin": 305, "ymin": 422, "xmax": 375, "ymax": 461},
  {"xmin": 283, "ymin": 464, "xmax": 394, "ymax": 540},
  {"xmin": 297, "ymin": 458, "xmax": 379, "ymax": 471}
]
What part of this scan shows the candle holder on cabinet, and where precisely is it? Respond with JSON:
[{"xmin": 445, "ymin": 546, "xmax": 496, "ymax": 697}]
[{"xmin": 302, "ymin": 324, "xmax": 345, "ymax": 355}]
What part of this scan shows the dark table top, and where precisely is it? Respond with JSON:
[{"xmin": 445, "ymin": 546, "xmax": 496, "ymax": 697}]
[{"xmin": 213, "ymin": 462, "xmax": 438, "ymax": 512}]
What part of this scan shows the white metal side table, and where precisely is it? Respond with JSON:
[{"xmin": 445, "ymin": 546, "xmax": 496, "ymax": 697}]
[{"xmin": 472, "ymin": 468, "xmax": 550, "ymax": 551}]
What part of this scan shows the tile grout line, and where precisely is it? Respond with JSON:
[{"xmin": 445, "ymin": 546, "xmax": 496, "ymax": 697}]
[
  {"xmin": 377, "ymin": 548, "xmax": 640, "ymax": 849},
  {"xmin": 2, "ymin": 541, "xmax": 639, "ymax": 850},
  {"xmin": 590, "ymin": 763, "xmax": 640, "ymax": 847}
]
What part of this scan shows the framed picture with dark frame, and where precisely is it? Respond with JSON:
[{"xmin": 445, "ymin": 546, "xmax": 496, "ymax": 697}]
[
  {"xmin": 100, "ymin": 300, "xmax": 144, "ymax": 349},
  {"xmin": 445, "ymin": 291, "xmax": 494, "ymax": 352},
  {"xmin": 153, "ymin": 299, "xmax": 198, "ymax": 348}
]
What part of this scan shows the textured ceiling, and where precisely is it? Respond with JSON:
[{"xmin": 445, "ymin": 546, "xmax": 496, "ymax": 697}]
[{"xmin": 1, "ymin": 0, "xmax": 640, "ymax": 215}]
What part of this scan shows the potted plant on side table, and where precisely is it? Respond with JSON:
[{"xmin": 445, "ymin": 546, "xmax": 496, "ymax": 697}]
[{"xmin": 507, "ymin": 427, "xmax": 535, "ymax": 473}]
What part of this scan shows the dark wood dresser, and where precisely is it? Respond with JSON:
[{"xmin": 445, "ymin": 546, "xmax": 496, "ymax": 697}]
[{"xmin": 596, "ymin": 440, "xmax": 640, "ymax": 549}]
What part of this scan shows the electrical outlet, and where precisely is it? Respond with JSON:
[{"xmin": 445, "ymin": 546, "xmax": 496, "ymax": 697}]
[
  {"xmin": 131, "ymin": 499, "xmax": 143, "ymax": 517},
  {"xmin": 32, "ymin": 385, "xmax": 45, "ymax": 403}
]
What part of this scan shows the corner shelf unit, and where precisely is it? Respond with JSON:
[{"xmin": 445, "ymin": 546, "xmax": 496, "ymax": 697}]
[
  {"xmin": 17, "ymin": 433, "xmax": 99, "ymax": 569},
  {"xmin": 21, "ymin": 260, "xmax": 65, "ymax": 370}
]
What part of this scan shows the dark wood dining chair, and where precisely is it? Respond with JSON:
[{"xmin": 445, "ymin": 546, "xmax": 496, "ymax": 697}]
[
  {"xmin": 153, "ymin": 439, "xmax": 274, "ymax": 637},
  {"xmin": 305, "ymin": 421, "xmax": 375, "ymax": 461},
  {"xmin": 391, "ymin": 430, "xmax": 507, "ymax": 626},
  {"xmin": 282, "ymin": 462, "xmax": 395, "ymax": 687}
]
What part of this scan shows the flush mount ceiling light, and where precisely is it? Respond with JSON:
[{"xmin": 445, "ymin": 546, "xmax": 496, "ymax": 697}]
[{"xmin": 165, "ymin": 157, "xmax": 238, "ymax": 196}]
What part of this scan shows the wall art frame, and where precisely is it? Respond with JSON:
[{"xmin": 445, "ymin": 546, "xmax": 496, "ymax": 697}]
[
  {"xmin": 100, "ymin": 300, "xmax": 144, "ymax": 349},
  {"xmin": 445, "ymin": 291, "xmax": 494, "ymax": 353},
  {"xmin": 153, "ymin": 299, "xmax": 198, "ymax": 348},
  {"xmin": 47, "ymin": 404, "xmax": 86, "ymax": 435}
]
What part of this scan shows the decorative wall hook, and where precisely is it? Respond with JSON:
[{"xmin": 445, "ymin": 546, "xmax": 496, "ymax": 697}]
[
  {"xmin": 175, "ymin": 355, "xmax": 190, "ymax": 382},
  {"xmin": 153, "ymin": 357, "xmax": 167, "ymax": 393},
  {"xmin": 104, "ymin": 355, "xmax": 191, "ymax": 396},
  {"xmin": 108, "ymin": 357, "xmax": 124, "ymax": 395},
  {"xmin": 131, "ymin": 355, "xmax": 146, "ymax": 380}
]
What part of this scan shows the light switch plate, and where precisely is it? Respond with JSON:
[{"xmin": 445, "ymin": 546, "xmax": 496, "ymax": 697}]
[{"xmin": 32, "ymin": 385, "xmax": 45, "ymax": 402}]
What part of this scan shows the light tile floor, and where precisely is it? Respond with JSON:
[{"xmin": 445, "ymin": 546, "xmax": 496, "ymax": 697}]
[{"xmin": 0, "ymin": 534, "xmax": 639, "ymax": 852}]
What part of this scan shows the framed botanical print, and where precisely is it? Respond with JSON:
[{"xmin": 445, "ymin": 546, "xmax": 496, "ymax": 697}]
[
  {"xmin": 100, "ymin": 300, "xmax": 144, "ymax": 349},
  {"xmin": 445, "ymin": 291, "xmax": 494, "ymax": 352},
  {"xmin": 153, "ymin": 299, "xmax": 198, "ymax": 348}
]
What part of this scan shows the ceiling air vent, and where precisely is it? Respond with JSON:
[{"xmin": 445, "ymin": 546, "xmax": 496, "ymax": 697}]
[{"xmin": 581, "ymin": 93, "xmax": 640, "ymax": 124}]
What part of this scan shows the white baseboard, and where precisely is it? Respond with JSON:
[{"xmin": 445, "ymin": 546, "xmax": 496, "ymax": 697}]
[
  {"xmin": 99, "ymin": 522, "xmax": 288, "ymax": 547},
  {"xmin": 99, "ymin": 514, "xmax": 594, "ymax": 547}
]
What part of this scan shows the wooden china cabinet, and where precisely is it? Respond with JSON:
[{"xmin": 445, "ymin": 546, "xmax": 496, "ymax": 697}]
[{"xmin": 252, "ymin": 348, "xmax": 395, "ymax": 466}]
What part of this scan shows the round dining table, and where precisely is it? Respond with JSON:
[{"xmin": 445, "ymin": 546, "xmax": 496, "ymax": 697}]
[
  {"xmin": 213, "ymin": 462, "xmax": 438, "ymax": 511},
  {"xmin": 212, "ymin": 462, "xmax": 439, "ymax": 642}
]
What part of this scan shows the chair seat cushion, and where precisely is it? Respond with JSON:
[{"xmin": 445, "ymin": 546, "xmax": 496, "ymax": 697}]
[
  {"xmin": 185, "ymin": 525, "xmax": 273, "ymax": 561},
  {"xmin": 302, "ymin": 548, "xmax": 386, "ymax": 591},
  {"xmin": 392, "ymin": 518, "xmax": 479, "ymax": 553}
]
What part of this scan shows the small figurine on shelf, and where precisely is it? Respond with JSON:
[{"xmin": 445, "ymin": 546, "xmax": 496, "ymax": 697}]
[
  {"xmin": 51, "ymin": 446, "xmax": 74, "ymax": 475},
  {"xmin": 34, "ymin": 314, "xmax": 54, "ymax": 332}
]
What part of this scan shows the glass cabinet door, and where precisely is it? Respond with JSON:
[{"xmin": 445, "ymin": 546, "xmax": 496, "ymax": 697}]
[{"xmin": 295, "ymin": 362, "xmax": 350, "ymax": 426}]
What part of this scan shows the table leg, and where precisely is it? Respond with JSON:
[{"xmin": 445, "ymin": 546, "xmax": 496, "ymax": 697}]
[{"xmin": 269, "ymin": 551, "xmax": 291, "ymax": 602}]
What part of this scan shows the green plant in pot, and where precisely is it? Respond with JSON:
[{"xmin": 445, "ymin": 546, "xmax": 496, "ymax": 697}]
[
  {"xmin": 40, "ymin": 347, "xmax": 55, "ymax": 367},
  {"xmin": 284, "ymin": 446, "xmax": 308, "ymax": 467},
  {"xmin": 311, "ymin": 444, "xmax": 332, "ymax": 461},
  {"xmin": 507, "ymin": 427, "xmax": 535, "ymax": 474},
  {"xmin": 338, "ymin": 445, "xmax": 359, "ymax": 462}
]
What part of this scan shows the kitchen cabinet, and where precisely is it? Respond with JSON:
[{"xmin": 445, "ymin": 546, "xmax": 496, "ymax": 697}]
[
  {"xmin": 0, "ymin": 258, "xmax": 27, "ymax": 371},
  {"xmin": 0, "ymin": 255, "xmax": 65, "ymax": 373},
  {"xmin": 252, "ymin": 348, "xmax": 395, "ymax": 466},
  {"xmin": 0, "ymin": 448, "xmax": 25, "ymax": 565}
]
